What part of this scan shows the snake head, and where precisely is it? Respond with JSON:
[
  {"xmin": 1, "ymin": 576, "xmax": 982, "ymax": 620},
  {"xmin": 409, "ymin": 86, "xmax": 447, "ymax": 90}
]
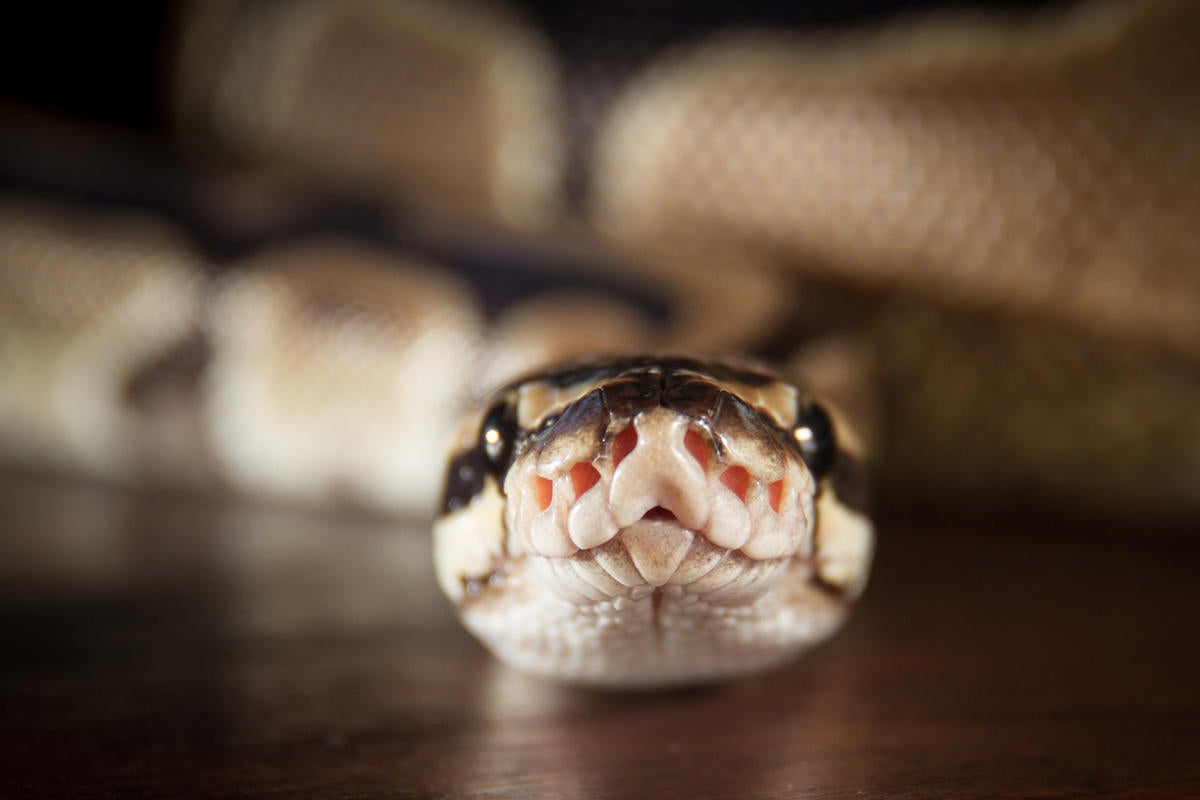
[{"xmin": 434, "ymin": 355, "xmax": 871, "ymax": 687}]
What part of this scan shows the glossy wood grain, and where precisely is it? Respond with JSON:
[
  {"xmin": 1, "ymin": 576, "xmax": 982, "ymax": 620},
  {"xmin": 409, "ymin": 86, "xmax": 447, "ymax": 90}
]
[{"xmin": 1, "ymin": 471, "xmax": 1197, "ymax": 799}]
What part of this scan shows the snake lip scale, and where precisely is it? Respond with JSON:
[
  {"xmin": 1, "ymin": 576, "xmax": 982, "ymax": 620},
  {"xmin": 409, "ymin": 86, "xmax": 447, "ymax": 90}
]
[{"xmin": 434, "ymin": 355, "xmax": 874, "ymax": 688}]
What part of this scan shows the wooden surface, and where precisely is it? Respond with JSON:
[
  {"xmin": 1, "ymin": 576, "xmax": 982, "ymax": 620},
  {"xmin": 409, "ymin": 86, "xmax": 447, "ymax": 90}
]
[{"xmin": 1, "ymin": 470, "xmax": 1197, "ymax": 799}]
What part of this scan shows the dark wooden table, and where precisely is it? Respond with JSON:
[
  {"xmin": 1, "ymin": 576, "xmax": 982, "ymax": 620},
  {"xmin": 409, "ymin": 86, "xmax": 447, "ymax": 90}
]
[{"xmin": 1, "ymin": 470, "xmax": 1197, "ymax": 799}]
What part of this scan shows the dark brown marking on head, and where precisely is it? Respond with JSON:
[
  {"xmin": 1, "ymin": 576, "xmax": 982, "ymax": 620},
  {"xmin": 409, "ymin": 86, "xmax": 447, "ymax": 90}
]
[
  {"xmin": 708, "ymin": 390, "xmax": 789, "ymax": 471},
  {"xmin": 662, "ymin": 372, "xmax": 723, "ymax": 418},
  {"xmin": 536, "ymin": 388, "xmax": 604, "ymax": 443},
  {"xmin": 681, "ymin": 358, "xmax": 777, "ymax": 388},
  {"xmin": 534, "ymin": 355, "xmax": 778, "ymax": 393},
  {"xmin": 533, "ymin": 389, "xmax": 608, "ymax": 470},
  {"xmin": 600, "ymin": 375, "xmax": 660, "ymax": 418},
  {"xmin": 829, "ymin": 452, "xmax": 871, "ymax": 515},
  {"xmin": 441, "ymin": 395, "xmax": 519, "ymax": 514},
  {"xmin": 530, "ymin": 357, "xmax": 817, "ymax": 470},
  {"xmin": 441, "ymin": 448, "xmax": 490, "ymax": 514},
  {"xmin": 791, "ymin": 402, "xmax": 837, "ymax": 480}
]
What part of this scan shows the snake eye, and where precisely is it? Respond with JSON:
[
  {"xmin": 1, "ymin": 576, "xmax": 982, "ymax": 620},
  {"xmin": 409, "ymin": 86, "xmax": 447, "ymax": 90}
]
[
  {"xmin": 480, "ymin": 399, "xmax": 518, "ymax": 476},
  {"xmin": 439, "ymin": 398, "xmax": 518, "ymax": 514},
  {"xmin": 793, "ymin": 402, "xmax": 836, "ymax": 479}
]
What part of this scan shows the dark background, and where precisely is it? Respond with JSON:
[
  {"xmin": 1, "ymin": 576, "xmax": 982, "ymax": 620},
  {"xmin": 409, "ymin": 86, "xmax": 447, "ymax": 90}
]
[{"xmin": 0, "ymin": 1, "xmax": 1062, "ymax": 130}]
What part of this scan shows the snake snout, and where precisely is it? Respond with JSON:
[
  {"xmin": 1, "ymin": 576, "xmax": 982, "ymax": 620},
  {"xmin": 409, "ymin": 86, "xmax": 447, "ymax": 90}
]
[{"xmin": 608, "ymin": 408, "xmax": 709, "ymax": 531}]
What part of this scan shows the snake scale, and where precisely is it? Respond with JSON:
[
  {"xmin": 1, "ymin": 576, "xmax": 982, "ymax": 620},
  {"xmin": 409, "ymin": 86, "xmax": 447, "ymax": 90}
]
[{"xmin": 1, "ymin": 0, "xmax": 1197, "ymax": 685}]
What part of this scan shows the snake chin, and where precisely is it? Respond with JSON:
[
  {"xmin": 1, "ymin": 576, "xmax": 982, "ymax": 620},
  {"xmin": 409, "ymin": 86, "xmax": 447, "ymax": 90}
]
[{"xmin": 464, "ymin": 527, "xmax": 838, "ymax": 688}]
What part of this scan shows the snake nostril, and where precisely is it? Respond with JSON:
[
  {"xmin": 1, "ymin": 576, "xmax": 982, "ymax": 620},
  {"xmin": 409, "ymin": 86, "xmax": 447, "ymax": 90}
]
[
  {"xmin": 569, "ymin": 462, "xmax": 600, "ymax": 497},
  {"xmin": 768, "ymin": 479, "xmax": 784, "ymax": 513},
  {"xmin": 534, "ymin": 476, "xmax": 553, "ymax": 511},
  {"xmin": 611, "ymin": 425, "xmax": 638, "ymax": 467},
  {"xmin": 720, "ymin": 466, "xmax": 751, "ymax": 503},
  {"xmin": 684, "ymin": 429, "xmax": 709, "ymax": 470}
]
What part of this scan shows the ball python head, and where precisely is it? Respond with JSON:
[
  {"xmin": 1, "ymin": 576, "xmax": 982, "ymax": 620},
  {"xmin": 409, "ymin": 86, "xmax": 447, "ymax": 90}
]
[{"xmin": 434, "ymin": 356, "xmax": 874, "ymax": 688}]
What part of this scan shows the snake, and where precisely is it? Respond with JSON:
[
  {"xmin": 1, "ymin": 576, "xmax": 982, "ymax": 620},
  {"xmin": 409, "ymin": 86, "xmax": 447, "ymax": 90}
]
[
  {"xmin": 433, "ymin": 355, "xmax": 872, "ymax": 687},
  {"xmin": 1, "ymin": 0, "xmax": 1197, "ymax": 686}
]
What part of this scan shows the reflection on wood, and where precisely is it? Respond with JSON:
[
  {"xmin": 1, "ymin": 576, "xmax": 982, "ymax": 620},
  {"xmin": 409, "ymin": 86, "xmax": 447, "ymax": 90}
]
[{"xmin": 1, "ymin": 469, "xmax": 1197, "ymax": 798}]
